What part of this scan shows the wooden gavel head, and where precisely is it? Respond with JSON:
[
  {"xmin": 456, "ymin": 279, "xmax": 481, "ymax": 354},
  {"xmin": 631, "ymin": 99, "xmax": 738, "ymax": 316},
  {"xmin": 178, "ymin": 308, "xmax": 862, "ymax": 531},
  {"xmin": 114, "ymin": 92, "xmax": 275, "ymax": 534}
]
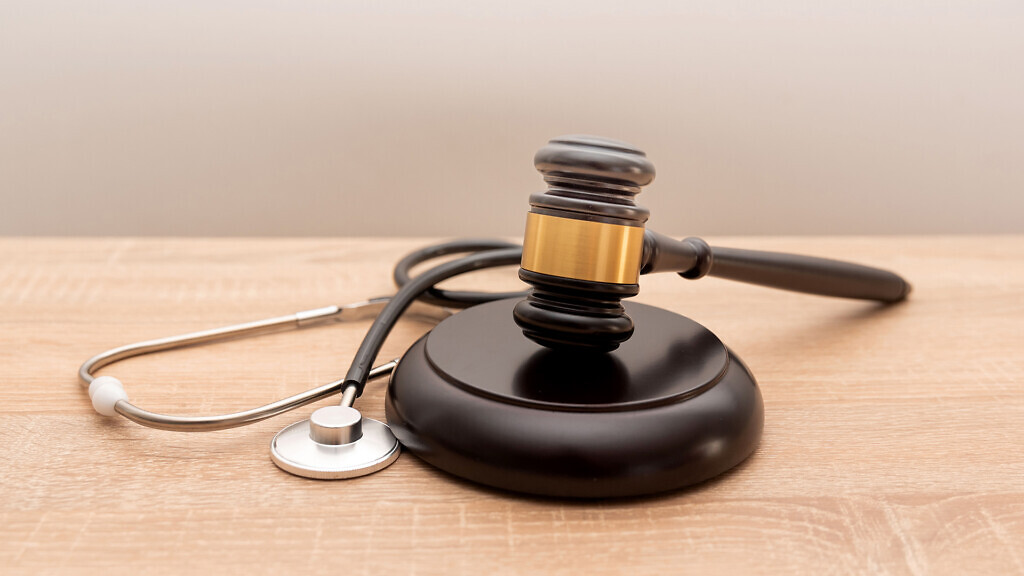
[{"xmin": 513, "ymin": 135, "xmax": 655, "ymax": 352}]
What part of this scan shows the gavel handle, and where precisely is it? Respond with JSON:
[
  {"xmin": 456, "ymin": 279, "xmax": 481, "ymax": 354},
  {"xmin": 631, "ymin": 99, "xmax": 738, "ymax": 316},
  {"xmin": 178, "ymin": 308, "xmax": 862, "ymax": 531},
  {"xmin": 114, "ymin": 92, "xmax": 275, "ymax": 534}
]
[{"xmin": 641, "ymin": 231, "xmax": 911, "ymax": 303}]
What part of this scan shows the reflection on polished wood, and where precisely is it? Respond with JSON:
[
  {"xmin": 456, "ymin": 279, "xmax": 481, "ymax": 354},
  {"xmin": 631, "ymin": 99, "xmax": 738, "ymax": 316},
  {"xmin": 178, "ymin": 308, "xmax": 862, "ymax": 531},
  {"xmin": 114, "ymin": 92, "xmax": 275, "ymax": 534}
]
[{"xmin": 0, "ymin": 236, "xmax": 1021, "ymax": 575}]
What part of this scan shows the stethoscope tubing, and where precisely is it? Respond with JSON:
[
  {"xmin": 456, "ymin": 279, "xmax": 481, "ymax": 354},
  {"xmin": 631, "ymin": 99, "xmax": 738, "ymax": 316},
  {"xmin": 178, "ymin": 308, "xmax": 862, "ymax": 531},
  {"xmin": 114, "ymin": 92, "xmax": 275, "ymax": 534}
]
[
  {"xmin": 79, "ymin": 242, "xmax": 524, "ymax": 432},
  {"xmin": 392, "ymin": 239, "xmax": 525, "ymax": 308},
  {"xmin": 78, "ymin": 299, "xmax": 439, "ymax": 431},
  {"xmin": 341, "ymin": 245, "xmax": 523, "ymax": 395}
]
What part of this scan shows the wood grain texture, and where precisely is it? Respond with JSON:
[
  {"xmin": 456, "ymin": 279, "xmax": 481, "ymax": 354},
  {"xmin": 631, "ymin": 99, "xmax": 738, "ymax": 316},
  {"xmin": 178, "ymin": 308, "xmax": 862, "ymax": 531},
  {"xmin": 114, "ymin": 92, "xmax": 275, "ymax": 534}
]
[{"xmin": 0, "ymin": 236, "xmax": 1021, "ymax": 576}]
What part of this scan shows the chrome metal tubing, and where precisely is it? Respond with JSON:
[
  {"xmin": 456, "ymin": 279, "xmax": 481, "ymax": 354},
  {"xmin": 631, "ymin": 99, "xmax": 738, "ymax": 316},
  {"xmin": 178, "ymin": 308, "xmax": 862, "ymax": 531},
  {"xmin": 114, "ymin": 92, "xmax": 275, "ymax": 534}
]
[
  {"xmin": 80, "ymin": 298, "xmax": 393, "ymax": 384},
  {"xmin": 113, "ymin": 362, "xmax": 395, "ymax": 432},
  {"xmin": 79, "ymin": 298, "xmax": 450, "ymax": 432}
]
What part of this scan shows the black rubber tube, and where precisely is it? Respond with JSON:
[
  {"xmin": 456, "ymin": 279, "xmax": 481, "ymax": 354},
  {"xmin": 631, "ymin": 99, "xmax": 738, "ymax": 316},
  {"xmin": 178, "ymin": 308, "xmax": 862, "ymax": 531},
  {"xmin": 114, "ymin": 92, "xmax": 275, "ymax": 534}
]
[
  {"xmin": 345, "ymin": 247, "xmax": 524, "ymax": 395},
  {"xmin": 392, "ymin": 239, "xmax": 525, "ymax": 308},
  {"xmin": 359, "ymin": 236, "xmax": 910, "ymax": 393}
]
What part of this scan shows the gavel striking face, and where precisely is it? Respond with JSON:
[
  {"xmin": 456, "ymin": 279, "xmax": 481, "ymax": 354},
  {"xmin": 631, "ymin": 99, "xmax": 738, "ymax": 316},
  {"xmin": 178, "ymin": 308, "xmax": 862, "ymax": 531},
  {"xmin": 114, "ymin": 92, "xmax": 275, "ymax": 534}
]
[{"xmin": 513, "ymin": 135, "xmax": 656, "ymax": 352}]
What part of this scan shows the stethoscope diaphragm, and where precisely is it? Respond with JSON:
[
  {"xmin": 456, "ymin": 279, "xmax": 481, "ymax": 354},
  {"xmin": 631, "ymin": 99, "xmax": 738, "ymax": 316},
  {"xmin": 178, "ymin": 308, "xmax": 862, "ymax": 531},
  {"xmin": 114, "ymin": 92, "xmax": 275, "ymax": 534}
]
[{"xmin": 270, "ymin": 405, "xmax": 401, "ymax": 480}]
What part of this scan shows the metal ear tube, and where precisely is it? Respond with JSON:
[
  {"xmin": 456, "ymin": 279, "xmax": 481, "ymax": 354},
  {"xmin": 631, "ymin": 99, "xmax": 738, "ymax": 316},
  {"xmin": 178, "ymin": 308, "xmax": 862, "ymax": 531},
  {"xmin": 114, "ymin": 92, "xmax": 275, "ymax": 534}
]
[
  {"xmin": 79, "ymin": 299, "xmax": 419, "ymax": 478},
  {"xmin": 80, "ymin": 247, "xmax": 524, "ymax": 479},
  {"xmin": 80, "ymin": 299, "xmax": 409, "ymax": 432}
]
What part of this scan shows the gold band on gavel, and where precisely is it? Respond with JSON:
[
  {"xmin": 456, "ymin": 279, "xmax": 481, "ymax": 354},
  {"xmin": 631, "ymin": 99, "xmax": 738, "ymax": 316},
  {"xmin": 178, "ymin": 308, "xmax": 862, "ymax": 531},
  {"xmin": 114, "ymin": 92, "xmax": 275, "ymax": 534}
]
[{"xmin": 520, "ymin": 212, "xmax": 645, "ymax": 285}]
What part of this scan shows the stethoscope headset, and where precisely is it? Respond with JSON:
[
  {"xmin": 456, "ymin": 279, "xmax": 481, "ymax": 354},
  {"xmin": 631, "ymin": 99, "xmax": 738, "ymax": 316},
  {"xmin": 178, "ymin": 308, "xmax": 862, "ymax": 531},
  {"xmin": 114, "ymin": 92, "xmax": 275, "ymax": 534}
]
[{"xmin": 81, "ymin": 135, "xmax": 910, "ymax": 498}]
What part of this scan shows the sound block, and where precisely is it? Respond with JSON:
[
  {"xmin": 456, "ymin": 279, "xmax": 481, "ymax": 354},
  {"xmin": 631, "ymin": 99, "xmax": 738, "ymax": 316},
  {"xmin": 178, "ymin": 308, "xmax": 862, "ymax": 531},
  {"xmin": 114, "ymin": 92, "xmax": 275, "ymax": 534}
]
[{"xmin": 385, "ymin": 298, "xmax": 763, "ymax": 498}]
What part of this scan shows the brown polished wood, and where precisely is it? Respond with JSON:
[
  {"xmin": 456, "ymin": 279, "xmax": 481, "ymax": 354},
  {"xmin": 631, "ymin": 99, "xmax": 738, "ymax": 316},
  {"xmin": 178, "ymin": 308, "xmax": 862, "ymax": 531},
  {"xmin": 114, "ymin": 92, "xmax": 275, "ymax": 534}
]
[{"xmin": 1, "ymin": 236, "xmax": 1022, "ymax": 575}]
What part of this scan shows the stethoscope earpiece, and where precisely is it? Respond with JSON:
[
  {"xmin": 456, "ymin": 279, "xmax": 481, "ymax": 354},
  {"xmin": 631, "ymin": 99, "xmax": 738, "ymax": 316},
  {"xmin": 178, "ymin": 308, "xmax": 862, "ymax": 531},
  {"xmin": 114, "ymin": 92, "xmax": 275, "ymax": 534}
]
[{"xmin": 88, "ymin": 376, "xmax": 128, "ymax": 416}]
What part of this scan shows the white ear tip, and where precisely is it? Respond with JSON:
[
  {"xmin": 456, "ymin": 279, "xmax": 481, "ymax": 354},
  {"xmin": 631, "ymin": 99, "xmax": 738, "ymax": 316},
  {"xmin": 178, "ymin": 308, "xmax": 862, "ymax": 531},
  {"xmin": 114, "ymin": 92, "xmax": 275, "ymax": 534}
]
[
  {"xmin": 89, "ymin": 376, "xmax": 127, "ymax": 416},
  {"xmin": 88, "ymin": 375, "xmax": 119, "ymax": 397}
]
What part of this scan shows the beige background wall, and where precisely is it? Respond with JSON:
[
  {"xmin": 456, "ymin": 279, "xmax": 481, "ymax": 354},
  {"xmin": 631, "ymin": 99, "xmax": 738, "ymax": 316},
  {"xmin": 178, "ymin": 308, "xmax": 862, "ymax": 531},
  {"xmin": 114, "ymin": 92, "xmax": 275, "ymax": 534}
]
[{"xmin": 2, "ymin": 1, "xmax": 1021, "ymax": 237}]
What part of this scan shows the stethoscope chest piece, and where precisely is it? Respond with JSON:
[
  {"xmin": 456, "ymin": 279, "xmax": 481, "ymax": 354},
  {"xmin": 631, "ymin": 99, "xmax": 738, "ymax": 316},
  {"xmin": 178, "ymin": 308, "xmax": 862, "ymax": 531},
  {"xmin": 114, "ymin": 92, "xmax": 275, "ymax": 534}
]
[{"xmin": 270, "ymin": 405, "xmax": 401, "ymax": 480}]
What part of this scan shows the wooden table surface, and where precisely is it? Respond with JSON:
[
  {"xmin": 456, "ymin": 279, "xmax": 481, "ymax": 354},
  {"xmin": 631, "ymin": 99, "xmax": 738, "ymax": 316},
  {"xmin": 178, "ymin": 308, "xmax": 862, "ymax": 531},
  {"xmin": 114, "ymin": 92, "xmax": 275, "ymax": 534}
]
[{"xmin": 1, "ymin": 236, "xmax": 1021, "ymax": 575}]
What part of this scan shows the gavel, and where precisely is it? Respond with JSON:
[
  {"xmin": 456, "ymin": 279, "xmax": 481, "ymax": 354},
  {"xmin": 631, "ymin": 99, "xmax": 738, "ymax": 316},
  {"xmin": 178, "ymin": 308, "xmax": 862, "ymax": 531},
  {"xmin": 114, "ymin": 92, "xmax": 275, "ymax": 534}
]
[{"xmin": 513, "ymin": 135, "xmax": 910, "ymax": 351}]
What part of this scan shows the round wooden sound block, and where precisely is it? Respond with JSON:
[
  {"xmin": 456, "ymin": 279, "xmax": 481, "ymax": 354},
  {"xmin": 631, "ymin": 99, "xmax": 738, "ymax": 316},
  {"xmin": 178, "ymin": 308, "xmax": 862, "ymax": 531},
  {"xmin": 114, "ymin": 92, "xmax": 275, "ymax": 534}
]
[{"xmin": 385, "ymin": 298, "xmax": 763, "ymax": 498}]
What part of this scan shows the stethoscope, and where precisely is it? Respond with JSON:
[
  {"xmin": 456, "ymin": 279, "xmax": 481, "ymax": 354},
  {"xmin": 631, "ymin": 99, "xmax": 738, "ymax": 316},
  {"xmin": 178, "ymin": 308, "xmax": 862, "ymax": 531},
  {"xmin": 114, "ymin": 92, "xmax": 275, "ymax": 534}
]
[{"xmin": 80, "ymin": 239, "xmax": 525, "ymax": 479}]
